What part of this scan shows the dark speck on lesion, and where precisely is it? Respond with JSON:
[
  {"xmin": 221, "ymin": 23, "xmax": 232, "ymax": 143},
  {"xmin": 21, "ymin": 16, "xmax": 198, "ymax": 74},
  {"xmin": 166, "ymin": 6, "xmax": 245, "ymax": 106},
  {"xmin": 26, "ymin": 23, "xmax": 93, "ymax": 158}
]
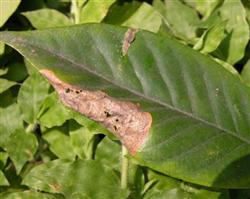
[{"xmin": 65, "ymin": 88, "xmax": 70, "ymax": 93}]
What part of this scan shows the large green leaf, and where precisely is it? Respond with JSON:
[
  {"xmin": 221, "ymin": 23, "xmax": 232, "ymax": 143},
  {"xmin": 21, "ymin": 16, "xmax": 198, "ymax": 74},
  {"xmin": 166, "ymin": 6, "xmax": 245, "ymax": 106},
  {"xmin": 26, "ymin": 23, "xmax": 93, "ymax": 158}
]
[
  {"xmin": 1, "ymin": 24, "xmax": 250, "ymax": 188},
  {"xmin": 23, "ymin": 159, "xmax": 128, "ymax": 198}
]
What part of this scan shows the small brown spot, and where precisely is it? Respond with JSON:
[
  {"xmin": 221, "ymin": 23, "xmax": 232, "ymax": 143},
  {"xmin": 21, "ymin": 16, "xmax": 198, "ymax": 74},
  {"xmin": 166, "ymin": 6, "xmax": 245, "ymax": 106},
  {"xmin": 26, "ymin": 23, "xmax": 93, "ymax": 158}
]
[
  {"xmin": 40, "ymin": 69, "xmax": 152, "ymax": 155},
  {"xmin": 75, "ymin": 90, "xmax": 80, "ymax": 94},
  {"xmin": 122, "ymin": 28, "xmax": 138, "ymax": 56},
  {"xmin": 65, "ymin": 88, "xmax": 70, "ymax": 93},
  {"xmin": 49, "ymin": 183, "xmax": 61, "ymax": 192}
]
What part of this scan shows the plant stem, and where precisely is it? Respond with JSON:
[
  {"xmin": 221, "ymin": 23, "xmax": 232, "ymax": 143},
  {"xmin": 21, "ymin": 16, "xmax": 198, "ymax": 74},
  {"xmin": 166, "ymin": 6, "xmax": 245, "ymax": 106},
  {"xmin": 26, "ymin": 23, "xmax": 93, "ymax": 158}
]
[
  {"xmin": 121, "ymin": 145, "xmax": 129, "ymax": 189},
  {"xmin": 71, "ymin": 0, "xmax": 80, "ymax": 24},
  {"xmin": 25, "ymin": 123, "xmax": 36, "ymax": 133}
]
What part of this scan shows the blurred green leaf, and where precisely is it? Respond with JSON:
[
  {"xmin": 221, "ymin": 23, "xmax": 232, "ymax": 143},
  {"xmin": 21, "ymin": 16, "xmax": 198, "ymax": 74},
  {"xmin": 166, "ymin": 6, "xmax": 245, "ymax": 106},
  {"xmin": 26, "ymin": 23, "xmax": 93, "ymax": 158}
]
[
  {"xmin": 0, "ymin": 170, "xmax": 8, "ymax": 185},
  {"xmin": 17, "ymin": 71, "xmax": 50, "ymax": 124},
  {"xmin": 194, "ymin": 21, "xmax": 226, "ymax": 54},
  {"xmin": 144, "ymin": 170, "xmax": 229, "ymax": 199},
  {"xmin": 0, "ymin": 42, "xmax": 4, "ymax": 55},
  {"xmin": 218, "ymin": 0, "xmax": 249, "ymax": 64},
  {"xmin": 69, "ymin": 120, "xmax": 96, "ymax": 160},
  {"xmin": 0, "ymin": 151, "xmax": 8, "ymax": 170},
  {"xmin": 213, "ymin": 57, "xmax": 240, "ymax": 76},
  {"xmin": 0, "ymin": 67, "xmax": 8, "ymax": 76},
  {"xmin": 5, "ymin": 129, "xmax": 38, "ymax": 174},
  {"xmin": 0, "ymin": 0, "xmax": 21, "ymax": 27},
  {"xmin": 38, "ymin": 92, "xmax": 73, "ymax": 128},
  {"xmin": 42, "ymin": 124, "xmax": 75, "ymax": 160},
  {"xmin": 23, "ymin": 159, "xmax": 129, "ymax": 198},
  {"xmin": 0, "ymin": 78, "xmax": 16, "ymax": 94},
  {"xmin": 3, "ymin": 62, "xmax": 28, "ymax": 82},
  {"xmin": 22, "ymin": 8, "xmax": 72, "ymax": 29},
  {"xmin": 241, "ymin": 59, "xmax": 250, "ymax": 87},
  {"xmin": 159, "ymin": 0, "xmax": 200, "ymax": 43},
  {"xmin": 0, "ymin": 103, "xmax": 22, "ymax": 147},
  {"xmin": 105, "ymin": 1, "xmax": 161, "ymax": 32},
  {"xmin": 95, "ymin": 136, "xmax": 120, "ymax": 170},
  {"xmin": 183, "ymin": 0, "xmax": 222, "ymax": 19},
  {"xmin": 0, "ymin": 190, "xmax": 64, "ymax": 199},
  {"xmin": 80, "ymin": 0, "xmax": 116, "ymax": 23}
]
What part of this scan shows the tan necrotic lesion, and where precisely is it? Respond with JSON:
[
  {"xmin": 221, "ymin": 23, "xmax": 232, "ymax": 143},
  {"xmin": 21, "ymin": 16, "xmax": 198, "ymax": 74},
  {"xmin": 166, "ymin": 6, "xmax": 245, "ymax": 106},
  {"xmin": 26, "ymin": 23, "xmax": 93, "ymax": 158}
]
[{"xmin": 40, "ymin": 69, "xmax": 152, "ymax": 155}]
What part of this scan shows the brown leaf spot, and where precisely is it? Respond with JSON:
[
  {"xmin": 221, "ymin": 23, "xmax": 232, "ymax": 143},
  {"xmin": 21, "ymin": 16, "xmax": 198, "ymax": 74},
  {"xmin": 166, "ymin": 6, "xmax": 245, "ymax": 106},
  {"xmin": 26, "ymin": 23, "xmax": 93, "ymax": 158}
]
[
  {"xmin": 122, "ymin": 28, "xmax": 138, "ymax": 56},
  {"xmin": 49, "ymin": 183, "xmax": 61, "ymax": 192},
  {"xmin": 40, "ymin": 69, "xmax": 152, "ymax": 155}
]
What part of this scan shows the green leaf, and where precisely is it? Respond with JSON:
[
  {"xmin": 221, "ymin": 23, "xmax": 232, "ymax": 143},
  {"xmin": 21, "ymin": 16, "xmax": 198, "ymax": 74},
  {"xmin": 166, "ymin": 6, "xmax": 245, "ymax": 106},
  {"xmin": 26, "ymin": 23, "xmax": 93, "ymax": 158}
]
[
  {"xmin": 159, "ymin": 0, "xmax": 200, "ymax": 43},
  {"xmin": 0, "ymin": 190, "xmax": 63, "ymax": 199},
  {"xmin": 3, "ymin": 62, "xmax": 28, "ymax": 82},
  {"xmin": 42, "ymin": 124, "xmax": 75, "ymax": 160},
  {"xmin": 23, "ymin": 159, "xmax": 129, "ymax": 198},
  {"xmin": 0, "ymin": 0, "xmax": 21, "ymax": 27},
  {"xmin": 0, "ymin": 170, "xmax": 9, "ymax": 186},
  {"xmin": 241, "ymin": 59, "xmax": 250, "ymax": 87},
  {"xmin": 95, "ymin": 136, "xmax": 120, "ymax": 170},
  {"xmin": 212, "ymin": 57, "xmax": 239, "ymax": 76},
  {"xmin": 0, "ymin": 78, "xmax": 16, "ymax": 94},
  {"xmin": 144, "ymin": 170, "xmax": 229, "ymax": 199},
  {"xmin": 0, "ymin": 103, "xmax": 22, "ymax": 147},
  {"xmin": 2, "ymin": 24, "xmax": 250, "ymax": 188},
  {"xmin": 218, "ymin": 0, "xmax": 249, "ymax": 64},
  {"xmin": 38, "ymin": 92, "xmax": 73, "ymax": 128},
  {"xmin": 22, "ymin": 9, "xmax": 72, "ymax": 29},
  {"xmin": 17, "ymin": 71, "xmax": 50, "ymax": 124},
  {"xmin": 193, "ymin": 21, "xmax": 226, "ymax": 54},
  {"xmin": 80, "ymin": 0, "xmax": 116, "ymax": 24},
  {"xmin": 5, "ymin": 129, "xmax": 38, "ymax": 174},
  {"xmin": 0, "ymin": 67, "xmax": 8, "ymax": 76},
  {"xmin": 69, "ymin": 120, "xmax": 96, "ymax": 159},
  {"xmin": 183, "ymin": 0, "xmax": 221, "ymax": 19},
  {"xmin": 0, "ymin": 151, "xmax": 8, "ymax": 170},
  {"xmin": 0, "ymin": 42, "xmax": 4, "ymax": 55},
  {"xmin": 105, "ymin": 2, "xmax": 161, "ymax": 33}
]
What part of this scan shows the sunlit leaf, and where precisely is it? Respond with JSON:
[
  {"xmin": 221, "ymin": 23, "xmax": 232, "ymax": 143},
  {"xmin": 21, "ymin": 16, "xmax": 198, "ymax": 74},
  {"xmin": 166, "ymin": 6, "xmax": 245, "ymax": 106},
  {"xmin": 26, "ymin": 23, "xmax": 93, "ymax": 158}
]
[
  {"xmin": 218, "ymin": 0, "xmax": 249, "ymax": 64},
  {"xmin": 0, "ymin": 103, "xmax": 22, "ymax": 147},
  {"xmin": 0, "ymin": 170, "xmax": 8, "ymax": 186},
  {"xmin": 194, "ymin": 21, "xmax": 226, "ymax": 54},
  {"xmin": 23, "ymin": 159, "xmax": 129, "ymax": 198},
  {"xmin": 22, "ymin": 9, "xmax": 72, "ymax": 29},
  {"xmin": 5, "ymin": 129, "xmax": 38, "ymax": 173},
  {"xmin": 80, "ymin": 0, "xmax": 116, "ymax": 23},
  {"xmin": 0, "ymin": 78, "xmax": 16, "ymax": 94},
  {"xmin": 17, "ymin": 71, "xmax": 50, "ymax": 124},
  {"xmin": 105, "ymin": 1, "xmax": 162, "ymax": 32},
  {"xmin": 0, "ymin": 0, "xmax": 21, "ymax": 27},
  {"xmin": 38, "ymin": 92, "xmax": 73, "ymax": 128}
]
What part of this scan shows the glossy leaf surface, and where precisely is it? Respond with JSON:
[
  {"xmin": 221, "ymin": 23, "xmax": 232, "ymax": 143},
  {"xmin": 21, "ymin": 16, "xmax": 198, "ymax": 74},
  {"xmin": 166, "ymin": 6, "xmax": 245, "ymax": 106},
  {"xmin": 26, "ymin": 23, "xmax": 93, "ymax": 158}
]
[{"xmin": 1, "ymin": 24, "xmax": 250, "ymax": 188}]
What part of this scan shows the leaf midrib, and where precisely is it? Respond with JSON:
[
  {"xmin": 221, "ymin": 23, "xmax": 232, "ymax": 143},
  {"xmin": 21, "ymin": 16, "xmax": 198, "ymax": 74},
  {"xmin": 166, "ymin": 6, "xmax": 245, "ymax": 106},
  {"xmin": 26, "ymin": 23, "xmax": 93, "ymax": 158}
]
[{"xmin": 6, "ymin": 36, "xmax": 250, "ymax": 146}]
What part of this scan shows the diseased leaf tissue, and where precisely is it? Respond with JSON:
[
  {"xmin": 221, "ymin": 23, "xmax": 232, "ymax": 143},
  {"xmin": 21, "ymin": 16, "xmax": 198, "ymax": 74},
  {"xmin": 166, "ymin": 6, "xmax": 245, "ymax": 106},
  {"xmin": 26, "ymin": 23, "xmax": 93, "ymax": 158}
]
[{"xmin": 41, "ymin": 69, "xmax": 152, "ymax": 155}]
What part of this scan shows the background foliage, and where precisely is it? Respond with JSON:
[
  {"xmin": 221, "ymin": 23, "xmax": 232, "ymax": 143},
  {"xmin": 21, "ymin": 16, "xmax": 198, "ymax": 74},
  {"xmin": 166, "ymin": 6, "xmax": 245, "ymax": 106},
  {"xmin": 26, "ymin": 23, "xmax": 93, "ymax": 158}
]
[{"xmin": 1, "ymin": 0, "xmax": 250, "ymax": 198}]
